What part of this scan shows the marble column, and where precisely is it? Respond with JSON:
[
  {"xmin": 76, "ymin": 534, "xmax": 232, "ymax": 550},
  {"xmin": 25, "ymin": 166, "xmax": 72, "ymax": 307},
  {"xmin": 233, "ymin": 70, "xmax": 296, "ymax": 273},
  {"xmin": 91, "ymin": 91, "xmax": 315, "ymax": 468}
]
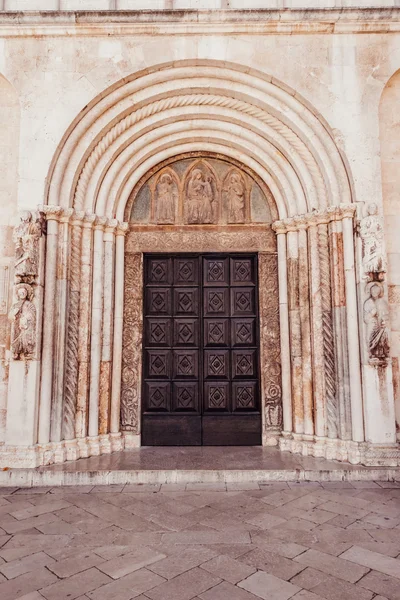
[
  {"xmin": 342, "ymin": 208, "xmax": 364, "ymax": 442},
  {"xmin": 276, "ymin": 231, "xmax": 293, "ymax": 434},
  {"xmin": 286, "ymin": 228, "xmax": 303, "ymax": 434},
  {"xmin": 110, "ymin": 223, "xmax": 128, "ymax": 435},
  {"xmin": 88, "ymin": 217, "xmax": 107, "ymax": 446},
  {"xmin": 99, "ymin": 219, "xmax": 117, "ymax": 440},
  {"xmin": 296, "ymin": 217, "xmax": 313, "ymax": 437},
  {"xmin": 38, "ymin": 207, "xmax": 62, "ymax": 445}
]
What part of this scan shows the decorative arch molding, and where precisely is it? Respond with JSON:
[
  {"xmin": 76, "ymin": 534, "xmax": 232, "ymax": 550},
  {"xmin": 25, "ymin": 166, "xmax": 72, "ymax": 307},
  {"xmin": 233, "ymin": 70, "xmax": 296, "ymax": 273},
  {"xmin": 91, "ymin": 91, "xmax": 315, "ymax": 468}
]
[{"xmin": 46, "ymin": 60, "xmax": 352, "ymax": 219}]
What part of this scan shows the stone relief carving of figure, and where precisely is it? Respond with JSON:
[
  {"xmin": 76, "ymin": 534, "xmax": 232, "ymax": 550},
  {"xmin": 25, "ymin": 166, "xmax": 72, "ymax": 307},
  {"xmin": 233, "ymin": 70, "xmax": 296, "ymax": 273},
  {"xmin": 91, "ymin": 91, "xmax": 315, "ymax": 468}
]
[
  {"xmin": 154, "ymin": 173, "xmax": 177, "ymax": 224},
  {"xmin": 8, "ymin": 283, "xmax": 36, "ymax": 360},
  {"xmin": 225, "ymin": 171, "xmax": 246, "ymax": 224},
  {"xmin": 186, "ymin": 168, "xmax": 215, "ymax": 224},
  {"xmin": 363, "ymin": 283, "xmax": 390, "ymax": 364},
  {"xmin": 359, "ymin": 203, "xmax": 387, "ymax": 281},
  {"xmin": 13, "ymin": 211, "xmax": 44, "ymax": 283}
]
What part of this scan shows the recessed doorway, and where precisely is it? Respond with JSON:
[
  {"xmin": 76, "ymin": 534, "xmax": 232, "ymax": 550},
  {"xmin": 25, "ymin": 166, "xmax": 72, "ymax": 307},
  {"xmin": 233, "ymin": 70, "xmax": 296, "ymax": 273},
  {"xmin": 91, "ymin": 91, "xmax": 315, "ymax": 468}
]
[{"xmin": 141, "ymin": 253, "xmax": 262, "ymax": 446}]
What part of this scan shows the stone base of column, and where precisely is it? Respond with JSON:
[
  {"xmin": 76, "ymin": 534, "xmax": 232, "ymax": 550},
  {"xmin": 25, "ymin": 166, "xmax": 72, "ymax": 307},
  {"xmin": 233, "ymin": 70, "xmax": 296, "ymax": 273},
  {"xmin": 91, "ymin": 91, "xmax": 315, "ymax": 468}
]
[
  {"xmin": 0, "ymin": 432, "xmax": 127, "ymax": 468},
  {"xmin": 279, "ymin": 434, "xmax": 400, "ymax": 466}
]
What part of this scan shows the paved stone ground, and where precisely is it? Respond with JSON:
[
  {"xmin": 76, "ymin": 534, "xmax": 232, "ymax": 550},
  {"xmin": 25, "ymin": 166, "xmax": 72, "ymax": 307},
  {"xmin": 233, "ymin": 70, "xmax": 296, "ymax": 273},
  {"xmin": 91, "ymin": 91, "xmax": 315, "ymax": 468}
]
[{"xmin": 0, "ymin": 481, "xmax": 399, "ymax": 600}]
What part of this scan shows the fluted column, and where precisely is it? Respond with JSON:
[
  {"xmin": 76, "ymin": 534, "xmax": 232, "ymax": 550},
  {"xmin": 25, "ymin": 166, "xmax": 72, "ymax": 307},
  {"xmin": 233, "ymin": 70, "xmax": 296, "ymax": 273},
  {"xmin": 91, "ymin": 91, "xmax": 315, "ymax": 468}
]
[
  {"xmin": 99, "ymin": 219, "xmax": 118, "ymax": 437},
  {"xmin": 63, "ymin": 211, "xmax": 84, "ymax": 441},
  {"xmin": 75, "ymin": 213, "xmax": 96, "ymax": 441},
  {"xmin": 342, "ymin": 207, "xmax": 364, "ymax": 442},
  {"xmin": 88, "ymin": 217, "xmax": 107, "ymax": 441},
  {"xmin": 38, "ymin": 206, "xmax": 62, "ymax": 445},
  {"xmin": 110, "ymin": 222, "xmax": 129, "ymax": 434}
]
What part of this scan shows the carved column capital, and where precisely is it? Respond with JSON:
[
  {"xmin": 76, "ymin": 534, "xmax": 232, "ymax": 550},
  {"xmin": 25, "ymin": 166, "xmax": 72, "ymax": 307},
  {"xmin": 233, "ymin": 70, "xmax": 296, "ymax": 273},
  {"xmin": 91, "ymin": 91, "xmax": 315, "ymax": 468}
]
[
  {"xmin": 338, "ymin": 203, "xmax": 357, "ymax": 220},
  {"xmin": 93, "ymin": 216, "xmax": 108, "ymax": 231},
  {"xmin": 293, "ymin": 215, "xmax": 309, "ymax": 230},
  {"xmin": 82, "ymin": 213, "xmax": 97, "ymax": 229},
  {"xmin": 38, "ymin": 205, "xmax": 63, "ymax": 222},
  {"xmin": 115, "ymin": 222, "xmax": 129, "ymax": 237},
  {"xmin": 272, "ymin": 220, "xmax": 288, "ymax": 235},
  {"xmin": 70, "ymin": 211, "xmax": 86, "ymax": 228},
  {"xmin": 104, "ymin": 219, "xmax": 119, "ymax": 235}
]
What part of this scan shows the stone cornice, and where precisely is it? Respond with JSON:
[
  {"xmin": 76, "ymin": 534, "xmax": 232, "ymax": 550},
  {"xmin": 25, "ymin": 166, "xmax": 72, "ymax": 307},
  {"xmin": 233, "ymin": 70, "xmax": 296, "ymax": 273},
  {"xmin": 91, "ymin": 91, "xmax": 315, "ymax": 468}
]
[
  {"xmin": 1, "ymin": 8, "xmax": 400, "ymax": 36},
  {"xmin": 272, "ymin": 204, "xmax": 357, "ymax": 234}
]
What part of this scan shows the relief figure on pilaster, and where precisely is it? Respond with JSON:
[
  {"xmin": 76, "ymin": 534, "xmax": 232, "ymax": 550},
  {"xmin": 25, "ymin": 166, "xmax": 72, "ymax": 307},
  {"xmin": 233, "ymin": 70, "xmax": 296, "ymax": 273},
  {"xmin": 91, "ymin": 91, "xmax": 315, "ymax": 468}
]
[
  {"xmin": 154, "ymin": 171, "xmax": 178, "ymax": 224},
  {"xmin": 363, "ymin": 283, "xmax": 390, "ymax": 364},
  {"xmin": 8, "ymin": 283, "xmax": 36, "ymax": 360},
  {"xmin": 224, "ymin": 170, "xmax": 246, "ymax": 224},
  {"xmin": 184, "ymin": 163, "xmax": 217, "ymax": 224},
  {"xmin": 359, "ymin": 203, "xmax": 387, "ymax": 281},
  {"xmin": 13, "ymin": 211, "xmax": 45, "ymax": 283}
]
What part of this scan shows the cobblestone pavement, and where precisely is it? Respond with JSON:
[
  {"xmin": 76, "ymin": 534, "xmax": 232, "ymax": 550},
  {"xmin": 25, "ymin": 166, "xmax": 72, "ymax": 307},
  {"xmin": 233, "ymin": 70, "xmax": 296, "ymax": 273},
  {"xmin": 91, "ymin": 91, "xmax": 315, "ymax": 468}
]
[{"xmin": 0, "ymin": 481, "xmax": 399, "ymax": 600}]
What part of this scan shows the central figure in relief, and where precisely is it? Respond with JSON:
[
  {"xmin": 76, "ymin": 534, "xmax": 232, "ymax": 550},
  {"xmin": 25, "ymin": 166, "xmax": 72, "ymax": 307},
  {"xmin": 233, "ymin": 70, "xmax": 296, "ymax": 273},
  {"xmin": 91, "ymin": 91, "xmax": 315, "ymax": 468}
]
[{"xmin": 186, "ymin": 168, "xmax": 215, "ymax": 224}]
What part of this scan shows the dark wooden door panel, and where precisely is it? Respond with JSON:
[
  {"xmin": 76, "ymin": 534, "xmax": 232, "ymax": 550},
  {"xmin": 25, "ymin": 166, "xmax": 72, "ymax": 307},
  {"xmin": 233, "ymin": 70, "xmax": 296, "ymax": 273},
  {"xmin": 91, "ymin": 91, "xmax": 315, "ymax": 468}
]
[{"xmin": 142, "ymin": 253, "xmax": 261, "ymax": 446}]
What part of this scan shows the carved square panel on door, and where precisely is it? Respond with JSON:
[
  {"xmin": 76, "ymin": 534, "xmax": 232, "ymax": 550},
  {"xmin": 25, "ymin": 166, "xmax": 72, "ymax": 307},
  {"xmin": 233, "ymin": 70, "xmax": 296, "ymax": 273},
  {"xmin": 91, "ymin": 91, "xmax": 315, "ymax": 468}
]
[
  {"xmin": 174, "ymin": 288, "xmax": 199, "ymax": 316},
  {"xmin": 147, "ymin": 258, "xmax": 171, "ymax": 285},
  {"xmin": 203, "ymin": 257, "xmax": 229, "ymax": 286},
  {"xmin": 233, "ymin": 381, "xmax": 257, "ymax": 411},
  {"xmin": 145, "ymin": 382, "xmax": 170, "ymax": 412},
  {"xmin": 173, "ymin": 350, "xmax": 198, "ymax": 379},
  {"xmin": 204, "ymin": 382, "xmax": 229, "ymax": 411},
  {"xmin": 204, "ymin": 349, "xmax": 229, "ymax": 380},
  {"xmin": 231, "ymin": 319, "xmax": 255, "ymax": 346},
  {"xmin": 231, "ymin": 288, "xmax": 255, "ymax": 316},
  {"xmin": 174, "ymin": 258, "xmax": 199, "ymax": 286},
  {"xmin": 146, "ymin": 350, "xmax": 170, "ymax": 379},
  {"xmin": 174, "ymin": 319, "xmax": 198, "ymax": 346},
  {"xmin": 230, "ymin": 258, "xmax": 255, "ymax": 286},
  {"xmin": 204, "ymin": 288, "xmax": 229, "ymax": 317},
  {"xmin": 173, "ymin": 383, "xmax": 198, "ymax": 412},
  {"xmin": 147, "ymin": 288, "xmax": 171, "ymax": 315},
  {"xmin": 146, "ymin": 319, "xmax": 171, "ymax": 347},
  {"xmin": 204, "ymin": 319, "xmax": 229, "ymax": 347},
  {"xmin": 232, "ymin": 349, "xmax": 257, "ymax": 379}
]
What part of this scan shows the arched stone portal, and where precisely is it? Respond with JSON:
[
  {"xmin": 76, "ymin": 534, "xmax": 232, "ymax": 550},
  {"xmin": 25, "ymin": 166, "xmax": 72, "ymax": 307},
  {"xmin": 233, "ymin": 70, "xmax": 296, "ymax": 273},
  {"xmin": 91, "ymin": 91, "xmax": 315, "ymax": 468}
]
[{"xmin": 2, "ymin": 60, "xmax": 399, "ymax": 467}]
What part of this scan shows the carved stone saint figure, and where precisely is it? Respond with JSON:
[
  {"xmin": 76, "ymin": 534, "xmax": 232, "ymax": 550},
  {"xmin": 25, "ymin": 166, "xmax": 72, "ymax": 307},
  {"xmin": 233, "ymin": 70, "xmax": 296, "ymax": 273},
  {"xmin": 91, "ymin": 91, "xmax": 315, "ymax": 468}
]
[
  {"xmin": 13, "ymin": 211, "xmax": 43, "ymax": 282},
  {"xmin": 8, "ymin": 284, "xmax": 37, "ymax": 360},
  {"xmin": 359, "ymin": 203, "xmax": 387, "ymax": 280},
  {"xmin": 155, "ymin": 173, "xmax": 176, "ymax": 224},
  {"xmin": 226, "ymin": 172, "xmax": 245, "ymax": 223},
  {"xmin": 363, "ymin": 283, "xmax": 390, "ymax": 364},
  {"xmin": 186, "ymin": 168, "xmax": 214, "ymax": 224}
]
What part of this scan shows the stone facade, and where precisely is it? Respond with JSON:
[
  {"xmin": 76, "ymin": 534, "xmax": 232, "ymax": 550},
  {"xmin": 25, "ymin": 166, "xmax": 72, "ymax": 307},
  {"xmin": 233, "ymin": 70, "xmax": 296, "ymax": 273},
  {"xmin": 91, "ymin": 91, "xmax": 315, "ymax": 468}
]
[{"xmin": 0, "ymin": 6, "xmax": 399, "ymax": 468}]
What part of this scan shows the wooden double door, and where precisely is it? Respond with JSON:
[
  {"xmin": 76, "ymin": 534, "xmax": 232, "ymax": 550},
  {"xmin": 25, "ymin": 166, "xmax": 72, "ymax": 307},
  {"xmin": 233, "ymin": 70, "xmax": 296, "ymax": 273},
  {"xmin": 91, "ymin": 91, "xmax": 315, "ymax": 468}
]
[{"xmin": 141, "ymin": 253, "xmax": 261, "ymax": 446}]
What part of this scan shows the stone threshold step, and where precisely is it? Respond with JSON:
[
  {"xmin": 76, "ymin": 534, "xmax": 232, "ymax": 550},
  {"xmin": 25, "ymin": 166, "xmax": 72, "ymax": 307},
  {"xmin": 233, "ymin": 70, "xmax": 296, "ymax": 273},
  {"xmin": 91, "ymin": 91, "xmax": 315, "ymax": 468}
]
[{"xmin": 1, "ymin": 467, "xmax": 399, "ymax": 487}]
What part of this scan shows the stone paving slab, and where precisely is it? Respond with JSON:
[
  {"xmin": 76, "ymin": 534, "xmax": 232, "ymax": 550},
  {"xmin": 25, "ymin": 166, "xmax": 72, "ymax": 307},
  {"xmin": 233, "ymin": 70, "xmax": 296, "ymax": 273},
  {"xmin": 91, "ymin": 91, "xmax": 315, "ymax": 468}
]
[{"xmin": 0, "ymin": 481, "xmax": 399, "ymax": 600}]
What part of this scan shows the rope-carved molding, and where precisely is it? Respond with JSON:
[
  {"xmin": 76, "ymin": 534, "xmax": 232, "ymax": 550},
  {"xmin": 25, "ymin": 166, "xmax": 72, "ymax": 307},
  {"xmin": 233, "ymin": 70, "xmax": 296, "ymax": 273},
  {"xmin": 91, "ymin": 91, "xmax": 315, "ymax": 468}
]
[{"xmin": 73, "ymin": 93, "xmax": 328, "ymax": 212}]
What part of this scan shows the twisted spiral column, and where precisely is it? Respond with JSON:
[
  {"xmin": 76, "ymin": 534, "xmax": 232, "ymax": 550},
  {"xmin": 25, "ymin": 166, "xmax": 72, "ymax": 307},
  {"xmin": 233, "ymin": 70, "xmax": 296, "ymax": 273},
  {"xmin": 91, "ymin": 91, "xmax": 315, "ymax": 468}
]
[
  {"xmin": 62, "ymin": 212, "xmax": 84, "ymax": 441},
  {"xmin": 318, "ymin": 220, "xmax": 338, "ymax": 439}
]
